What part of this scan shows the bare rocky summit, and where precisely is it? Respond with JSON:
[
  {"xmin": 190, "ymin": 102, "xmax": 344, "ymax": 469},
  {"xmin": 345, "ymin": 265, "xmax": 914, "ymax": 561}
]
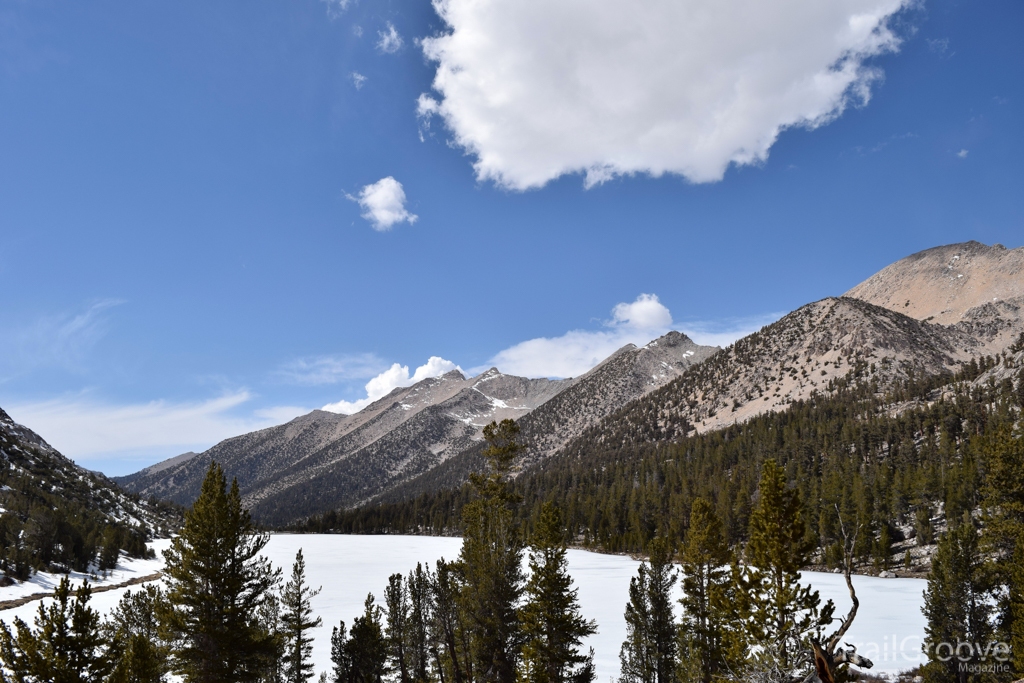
[{"xmin": 846, "ymin": 240, "xmax": 1024, "ymax": 353}]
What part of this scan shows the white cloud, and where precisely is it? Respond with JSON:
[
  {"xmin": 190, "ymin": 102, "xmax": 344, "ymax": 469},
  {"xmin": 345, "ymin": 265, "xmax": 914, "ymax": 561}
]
[
  {"xmin": 350, "ymin": 177, "xmax": 418, "ymax": 231},
  {"xmin": 351, "ymin": 72, "xmax": 368, "ymax": 89},
  {"xmin": 5, "ymin": 392, "xmax": 307, "ymax": 466},
  {"xmin": 275, "ymin": 353, "xmax": 385, "ymax": 386},
  {"xmin": 322, "ymin": 356, "xmax": 461, "ymax": 414},
  {"xmin": 418, "ymin": 0, "xmax": 910, "ymax": 190},
  {"xmin": 957, "ymin": 149, "xmax": 969, "ymax": 159},
  {"xmin": 377, "ymin": 22, "xmax": 404, "ymax": 54},
  {"xmin": 321, "ymin": 0, "xmax": 352, "ymax": 19},
  {"xmin": 486, "ymin": 294, "xmax": 676, "ymax": 378},
  {"xmin": 676, "ymin": 312, "xmax": 784, "ymax": 348}
]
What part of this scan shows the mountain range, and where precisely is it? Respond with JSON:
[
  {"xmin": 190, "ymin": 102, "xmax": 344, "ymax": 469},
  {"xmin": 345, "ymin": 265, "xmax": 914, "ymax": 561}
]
[{"xmin": 112, "ymin": 240, "xmax": 1024, "ymax": 527}]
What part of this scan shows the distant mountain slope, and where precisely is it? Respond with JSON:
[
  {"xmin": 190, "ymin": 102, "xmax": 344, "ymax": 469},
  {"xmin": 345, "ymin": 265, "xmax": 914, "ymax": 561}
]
[
  {"xmin": 846, "ymin": 240, "xmax": 1024, "ymax": 353},
  {"xmin": 117, "ymin": 370, "xmax": 572, "ymax": 524},
  {"xmin": 556, "ymin": 297, "xmax": 981, "ymax": 450},
  {"xmin": 371, "ymin": 331, "xmax": 718, "ymax": 502},
  {"xmin": 0, "ymin": 407, "xmax": 179, "ymax": 580},
  {"xmin": 118, "ymin": 331, "xmax": 716, "ymax": 524}
]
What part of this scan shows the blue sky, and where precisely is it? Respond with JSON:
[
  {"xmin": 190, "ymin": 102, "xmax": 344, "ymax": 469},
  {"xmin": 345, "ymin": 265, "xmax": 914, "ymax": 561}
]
[{"xmin": 0, "ymin": 0, "xmax": 1021, "ymax": 475}]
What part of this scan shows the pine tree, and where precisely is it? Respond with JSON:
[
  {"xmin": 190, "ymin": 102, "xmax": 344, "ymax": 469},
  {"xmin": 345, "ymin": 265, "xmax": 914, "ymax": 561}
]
[
  {"xmin": 741, "ymin": 459, "xmax": 833, "ymax": 677},
  {"xmin": 106, "ymin": 584, "xmax": 169, "ymax": 683},
  {"xmin": 281, "ymin": 549, "xmax": 323, "ymax": 683},
  {"xmin": 980, "ymin": 425, "xmax": 1024, "ymax": 674},
  {"xmin": 406, "ymin": 564, "xmax": 434, "ymax": 683},
  {"xmin": 431, "ymin": 559, "xmax": 470, "ymax": 683},
  {"xmin": 161, "ymin": 461, "xmax": 282, "ymax": 683},
  {"xmin": 458, "ymin": 420, "xmax": 526, "ymax": 683},
  {"xmin": 385, "ymin": 573, "xmax": 412, "ymax": 683},
  {"xmin": 519, "ymin": 502, "xmax": 596, "ymax": 683},
  {"xmin": 922, "ymin": 517, "xmax": 993, "ymax": 683},
  {"xmin": 0, "ymin": 576, "xmax": 113, "ymax": 683},
  {"xmin": 677, "ymin": 498, "xmax": 731, "ymax": 683},
  {"xmin": 343, "ymin": 595, "xmax": 388, "ymax": 683},
  {"xmin": 331, "ymin": 621, "xmax": 353, "ymax": 683},
  {"xmin": 619, "ymin": 538, "xmax": 677, "ymax": 683}
]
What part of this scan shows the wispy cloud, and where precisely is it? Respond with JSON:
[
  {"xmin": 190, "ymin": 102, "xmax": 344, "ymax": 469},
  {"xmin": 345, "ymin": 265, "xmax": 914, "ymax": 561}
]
[
  {"xmin": 376, "ymin": 23, "xmax": 403, "ymax": 54},
  {"xmin": 484, "ymin": 294, "xmax": 676, "ymax": 378},
  {"xmin": 482, "ymin": 295, "xmax": 782, "ymax": 378},
  {"xmin": 275, "ymin": 353, "xmax": 386, "ymax": 386},
  {"xmin": 675, "ymin": 312, "xmax": 784, "ymax": 348},
  {"xmin": 0, "ymin": 299, "xmax": 124, "ymax": 380},
  {"xmin": 5, "ymin": 392, "xmax": 307, "ymax": 467},
  {"xmin": 351, "ymin": 71, "xmax": 367, "ymax": 89},
  {"xmin": 321, "ymin": 0, "xmax": 353, "ymax": 19},
  {"xmin": 322, "ymin": 357, "xmax": 461, "ymax": 414}
]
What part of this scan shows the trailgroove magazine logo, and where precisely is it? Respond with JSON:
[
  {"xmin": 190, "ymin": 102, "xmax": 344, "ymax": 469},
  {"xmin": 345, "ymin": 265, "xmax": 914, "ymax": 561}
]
[{"xmin": 841, "ymin": 636, "xmax": 1012, "ymax": 670}]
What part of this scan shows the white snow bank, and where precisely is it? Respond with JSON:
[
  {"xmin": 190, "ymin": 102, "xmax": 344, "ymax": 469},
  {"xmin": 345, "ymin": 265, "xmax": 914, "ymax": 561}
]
[
  {"xmin": 0, "ymin": 535, "xmax": 928, "ymax": 679},
  {"xmin": 0, "ymin": 538, "xmax": 172, "ymax": 603}
]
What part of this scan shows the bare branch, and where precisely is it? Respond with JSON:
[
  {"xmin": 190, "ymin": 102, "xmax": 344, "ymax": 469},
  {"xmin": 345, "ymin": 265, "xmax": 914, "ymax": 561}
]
[{"xmin": 826, "ymin": 506, "xmax": 861, "ymax": 652}]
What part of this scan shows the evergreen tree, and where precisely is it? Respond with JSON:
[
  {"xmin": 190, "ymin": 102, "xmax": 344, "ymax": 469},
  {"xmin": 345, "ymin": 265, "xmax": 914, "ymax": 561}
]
[
  {"xmin": 741, "ymin": 459, "xmax": 833, "ymax": 677},
  {"xmin": 385, "ymin": 573, "xmax": 412, "ymax": 683},
  {"xmin": 922, "ymin": 517, "xmax": 993, "ymax": 683},
  {"xmin": 161, "ymin": 461, "xmax": 282, "ymax": 683},
  {"xmin": 345, "ymin": 595, "xmax": 388, "ymax": 683},
  {"xmin": 458, "ymin": 420, "xmax": 526, "ymax": 683},
  {"xmin": 281, "ymin": 549, "xmax": 323, "ymax": 683},
  {"xmin": 0, "ymin": 577, "xmax": 112, "ymax": 683},
  {"xmin": 431, "ymin": 559, "xmax": 470, "ymax": 683},
  {"xmin": 406, "ymin": 564, "xmax": 434, "ymax": 683},
  {"xmin": 980, "ymin": 425, "xmax": 1024, "ymax": 674},
  {"xmin": 330, "ymin": 622, "xmax": 353, "ymax": 683},
  {"xmin": 519, "ymin": 502, "xmax": 596, "ymax": 683},
  {"xmin": 677, "ymin": 498, "xmax": 731, "ymax": 683},
  {"xmin": 619, "ymin": 538, "xmax": 677, "ymax": 683},
  {"xmin": 106, "ymin": 584, "xmax": 169, "ymax": 683}
]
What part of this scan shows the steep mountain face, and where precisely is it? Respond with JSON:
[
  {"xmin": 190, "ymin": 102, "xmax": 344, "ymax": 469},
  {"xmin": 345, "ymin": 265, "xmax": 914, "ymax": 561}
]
[
  {"xmin": 502, "ymin": 331, "xmax": 717, "ymax": 465},
  {"xmin": 557, "ymin": 297, "xmax": 982, "ymax": 449},
  {"xmin": 118, "ymin": 331, "xmax": 716, "ymax": 524},
  {"xmin": 845, "ymin": 241, "xmax": 1024, "ymax": 353},
  {"xmin": 0, "ymin": 407, "xmax": 179, "ymax": 578}
]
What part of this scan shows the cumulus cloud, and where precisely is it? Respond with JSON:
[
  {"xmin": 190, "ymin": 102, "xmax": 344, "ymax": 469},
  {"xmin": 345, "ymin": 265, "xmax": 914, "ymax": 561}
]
[
  {"xmin": 351, "ymin": 72, "xmax": 368, "ymax": 89},
  {"xmin": 957, "ymin": 149, "xmax": 969, "ymax": 159},
  {"xmin": 486, "ymin": 294, "xmax": 676, "ymax": 378},
  {"xmin": 322, "ymin": 357, "xmax": 462, "ymax": 414},
  {"xmin": 5, "ymin": 392, "xmax": 307, "ymax": 472},
  {"xmin": 350, "ymin": 177, "xmax": 418, "ymax": 231},
  {"xmin": 418, "ymin": 0, "xmax": 910, "ymax": 190},
  {"xmin": 377, "ymin": 22, "xmax": 404, "ymax": 53},
  {"xmin": 275, "ymin": 353, "xmax": 386, "ymax": 386}
]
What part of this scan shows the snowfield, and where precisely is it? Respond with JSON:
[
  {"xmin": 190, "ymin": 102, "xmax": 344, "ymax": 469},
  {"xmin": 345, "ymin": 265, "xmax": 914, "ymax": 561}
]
[{"xmin": 0, "ymin": 534, "xmax": 928, "ymax": 679}]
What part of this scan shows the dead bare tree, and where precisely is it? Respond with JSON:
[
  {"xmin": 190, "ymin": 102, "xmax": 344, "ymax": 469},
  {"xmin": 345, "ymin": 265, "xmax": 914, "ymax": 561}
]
[{"xmin": 800, "ymin": 510, "xmax": 874, "ymax": 683}]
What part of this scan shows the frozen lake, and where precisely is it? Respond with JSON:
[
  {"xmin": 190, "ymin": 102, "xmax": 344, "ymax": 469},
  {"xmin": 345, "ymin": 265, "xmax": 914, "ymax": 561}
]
[{"xmin": 0, "ymin": 534, "xmax": 928, "ymax": 679}]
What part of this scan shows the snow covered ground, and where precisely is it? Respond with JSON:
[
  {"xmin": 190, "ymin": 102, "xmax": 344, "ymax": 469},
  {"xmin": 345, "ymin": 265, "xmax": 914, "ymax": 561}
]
[
  {"xmin": 0, "ymin": 534, "xmax": 928, "ymax": 680},
  {"xmin": 0, "ymin": 538, "xmax": 172, "ymax": 603}
]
